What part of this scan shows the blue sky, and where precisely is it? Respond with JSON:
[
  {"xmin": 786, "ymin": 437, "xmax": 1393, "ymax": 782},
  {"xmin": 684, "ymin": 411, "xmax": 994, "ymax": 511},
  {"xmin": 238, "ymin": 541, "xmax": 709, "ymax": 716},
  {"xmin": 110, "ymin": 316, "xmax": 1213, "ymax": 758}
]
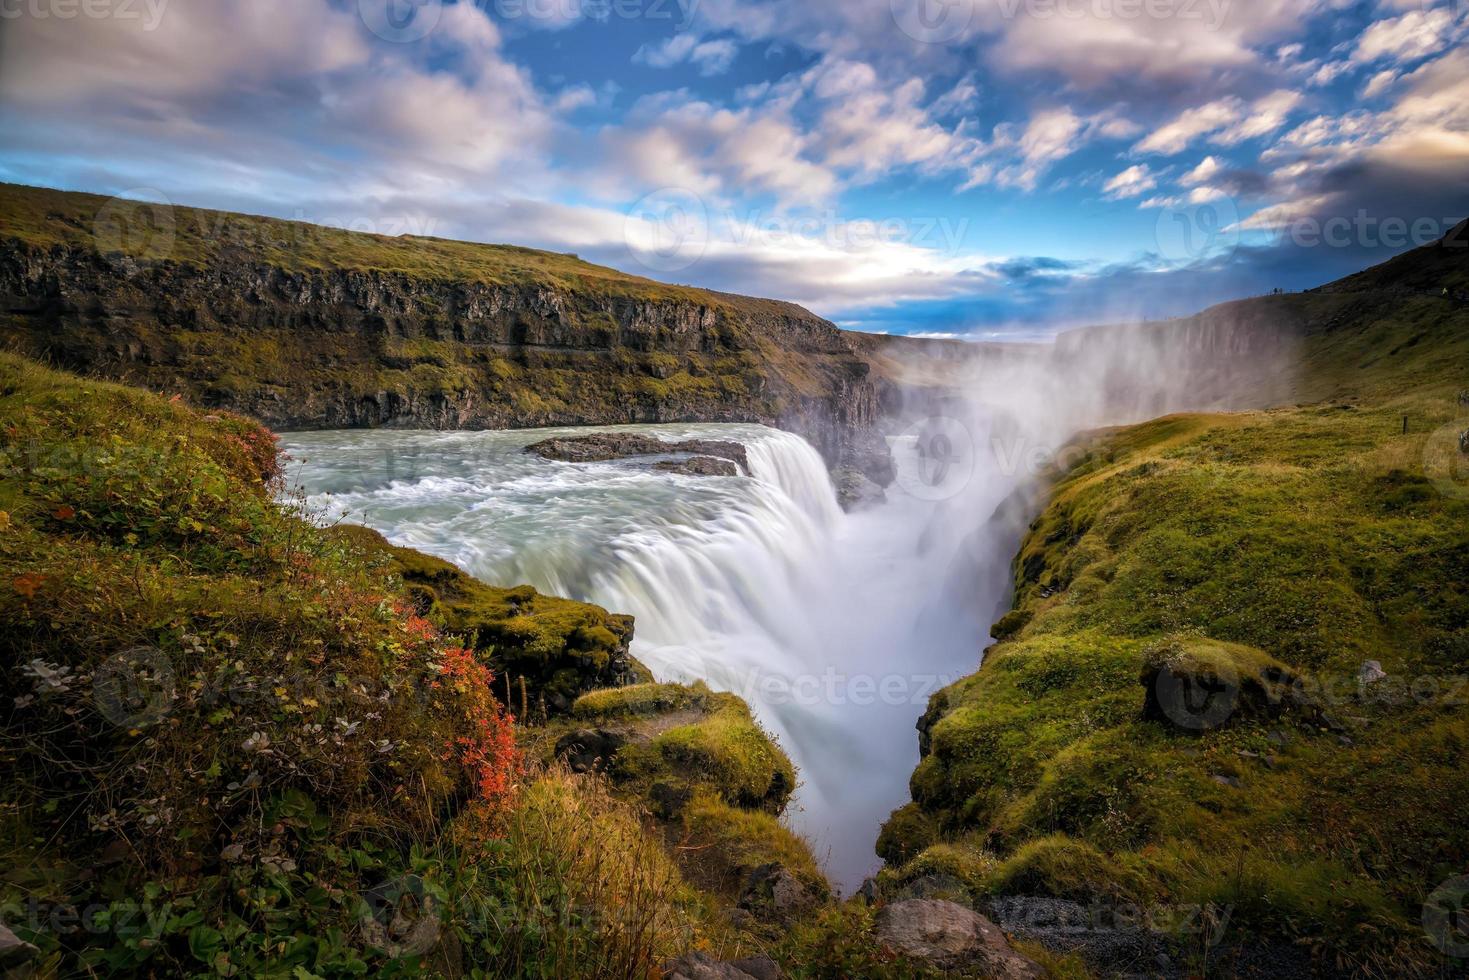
[{"xmin": 1, "ymin": 0, "xmax": 1466, "ymax": 338}]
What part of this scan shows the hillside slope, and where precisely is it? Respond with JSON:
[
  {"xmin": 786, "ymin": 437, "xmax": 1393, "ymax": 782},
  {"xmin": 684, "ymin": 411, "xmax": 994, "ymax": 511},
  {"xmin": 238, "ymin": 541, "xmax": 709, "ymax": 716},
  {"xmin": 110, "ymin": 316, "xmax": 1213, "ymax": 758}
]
[
  {"xmin": 0, "ymin": 183, "xmax": 890, "ymax": 485},
  {"xmin": 878, "ymin": 239, "xmax": 1469, "ymax": 977},
  {"xmin": 0, "ymin": 350, "xmax": 867, "ymax": 977}
]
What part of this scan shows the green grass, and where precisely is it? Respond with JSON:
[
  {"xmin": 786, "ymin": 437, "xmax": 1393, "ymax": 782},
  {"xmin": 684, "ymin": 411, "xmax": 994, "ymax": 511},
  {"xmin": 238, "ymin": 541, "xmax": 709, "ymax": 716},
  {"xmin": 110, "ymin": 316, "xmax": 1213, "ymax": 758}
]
[
  {"xmin": 0, "ymin": 351, "xmax": 826, "ymax": 977},
  {"xmin": 881, "ymin": 301, "xmax": 1469, "ymax": 975}
]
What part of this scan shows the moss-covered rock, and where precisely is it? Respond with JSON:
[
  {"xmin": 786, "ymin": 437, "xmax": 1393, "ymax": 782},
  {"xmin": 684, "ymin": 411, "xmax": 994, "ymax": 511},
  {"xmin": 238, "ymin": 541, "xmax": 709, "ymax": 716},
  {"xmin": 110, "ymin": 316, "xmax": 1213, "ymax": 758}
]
[
  {"xmin": 328, "ymin": 523, "xmax": 649, "ymax": 713},
  {"xmin": 875, "ymin": 803, "xmax": 938, "ymax": 866},
  {"xmin": 550, "ymin": 682, "xmax": 795, "ymax": 816}
]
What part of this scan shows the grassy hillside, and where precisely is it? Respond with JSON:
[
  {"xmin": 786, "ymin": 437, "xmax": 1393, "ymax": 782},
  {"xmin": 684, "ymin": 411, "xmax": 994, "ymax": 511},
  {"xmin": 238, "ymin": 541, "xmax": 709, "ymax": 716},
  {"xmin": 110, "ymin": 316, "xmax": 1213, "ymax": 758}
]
[
  {"xmin": 0, "ymin": 351, "xmax": 857, "ymax": 977},
  {"xmin": 880, "ymin": 282, "xmax": 1469, "ymax": 974},
  {"xmin": 0, "ymin": 183, "xmax": 792, "ymax": 317}
]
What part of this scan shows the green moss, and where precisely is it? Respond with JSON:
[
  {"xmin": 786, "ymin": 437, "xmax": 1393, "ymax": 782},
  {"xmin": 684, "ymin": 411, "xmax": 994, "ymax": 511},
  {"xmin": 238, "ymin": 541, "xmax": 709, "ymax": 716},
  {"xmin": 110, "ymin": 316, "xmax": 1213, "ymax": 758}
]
[
  {"xmin": 621, "ymin": 694, "xmax": 796, "ymax": 812},
  {"xmin": 883, "ymin": 303, "xmax": 1469, "ymax": 970},
  {"xmin": 874, "ymin": 802, "xmax": 937, "ymax": 865},
  {"xmin": 677, "ymin": 794, "xmax": 826, "ymax": 900},
  {"xmin": 330, "ymin": 524, "xmax": 646, "ymax": 713},
  {"xmin": 573, "ymin": 681, "xmax": 707, "ymax": 719}
]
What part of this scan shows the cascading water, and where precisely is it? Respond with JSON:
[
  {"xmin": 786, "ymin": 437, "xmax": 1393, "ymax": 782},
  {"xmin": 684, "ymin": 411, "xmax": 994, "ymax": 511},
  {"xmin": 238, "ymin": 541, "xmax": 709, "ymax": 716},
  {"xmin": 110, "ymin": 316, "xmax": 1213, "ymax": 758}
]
[{"xmin": 282, "ymin": 420, "xmax": 1018, "ymax": 891}]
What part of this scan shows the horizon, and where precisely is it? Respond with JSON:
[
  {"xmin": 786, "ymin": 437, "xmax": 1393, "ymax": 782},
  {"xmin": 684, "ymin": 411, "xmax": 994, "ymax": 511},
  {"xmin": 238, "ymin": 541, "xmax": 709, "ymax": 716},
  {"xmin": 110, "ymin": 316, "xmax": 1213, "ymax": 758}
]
[{"xmin": 2, "ymin": 1, "xmax": 1467, "ymax": 339}]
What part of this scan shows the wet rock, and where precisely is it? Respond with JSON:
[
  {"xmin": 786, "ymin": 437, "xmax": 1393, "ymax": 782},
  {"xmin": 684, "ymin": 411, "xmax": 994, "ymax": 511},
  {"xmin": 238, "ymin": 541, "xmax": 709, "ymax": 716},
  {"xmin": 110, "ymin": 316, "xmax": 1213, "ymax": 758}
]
[
  {"xmin": 553, "ymin": 728, "xmax": 626, "ymax": 774},
  {"xmin": 0, "ymin": 922, "xmax": 39, "ymax": 969},
  {"xmin": 831, "ymin": 466, "xmax": 886, "ymax": 511},
  {"xmin": 525, "ymin": 433, "xmax": 748, "ymax": 472},
  {"xmin": 875, "ymin": 899, "xmax": 1043, "ymax": 978},
  {"xmin": 655, "ymin": 456, "xmax": 741, "ymax": 477},
  {"xmin": 738, "ymin": 863, "xmax": 821, "ymax": 921},
  {"xmin": 664, "ymin": 952, "xmax": 781, "ymax": 980}
]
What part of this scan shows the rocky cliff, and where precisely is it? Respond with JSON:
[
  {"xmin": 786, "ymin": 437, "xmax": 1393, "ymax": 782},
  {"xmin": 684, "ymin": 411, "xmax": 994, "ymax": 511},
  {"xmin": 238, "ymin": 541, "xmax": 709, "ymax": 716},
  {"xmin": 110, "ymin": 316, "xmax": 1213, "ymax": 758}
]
[{"xmin": 0, "ymin": 183, "xmax": 891, "ymax": 484}]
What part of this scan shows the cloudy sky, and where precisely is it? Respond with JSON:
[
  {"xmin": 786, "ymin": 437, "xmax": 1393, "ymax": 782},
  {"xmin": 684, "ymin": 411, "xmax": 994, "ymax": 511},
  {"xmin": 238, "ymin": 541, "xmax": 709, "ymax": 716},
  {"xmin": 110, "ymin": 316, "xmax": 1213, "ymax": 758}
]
[{"xmin": 1, "ymin": 0, "xmax": 1466, "ymax": 338}]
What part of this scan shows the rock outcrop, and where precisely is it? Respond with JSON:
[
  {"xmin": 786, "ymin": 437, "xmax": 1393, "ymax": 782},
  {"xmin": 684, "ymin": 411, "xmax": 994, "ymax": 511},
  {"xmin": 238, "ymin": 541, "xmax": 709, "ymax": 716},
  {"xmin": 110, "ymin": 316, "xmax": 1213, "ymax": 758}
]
[
  {"xmin": 0, "ymin": 183, "xmax": 892, "ymax": 485},
  {"xmin": 525, "ymin": 432, "xmax": 749, "ymax": 472},
  {"xmin": 875, "ymin": 900, "xmax": 1043, "ymax": 978}
]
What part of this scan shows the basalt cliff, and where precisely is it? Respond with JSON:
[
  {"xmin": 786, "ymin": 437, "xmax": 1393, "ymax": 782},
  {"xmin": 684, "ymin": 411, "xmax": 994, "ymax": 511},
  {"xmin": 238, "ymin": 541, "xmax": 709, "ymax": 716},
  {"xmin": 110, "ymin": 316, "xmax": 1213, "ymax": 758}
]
[{"xmin": 0, "ymin": 183, "xmax": 891, "ymax": 488}]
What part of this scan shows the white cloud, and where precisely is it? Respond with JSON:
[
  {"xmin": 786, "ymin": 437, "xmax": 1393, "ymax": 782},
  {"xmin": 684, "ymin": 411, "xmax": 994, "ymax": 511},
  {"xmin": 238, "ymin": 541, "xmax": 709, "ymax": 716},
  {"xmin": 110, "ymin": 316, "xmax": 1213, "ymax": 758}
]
[
  {"xmin": 1352, "ymin": 9, "xmax": 1457, "ymax": 64},
  {"xmin": 1103, "ymin": 164, "xmax": 1157, "ymax": 199},
  {"xmin": 1135, "ymin": 99, "xmax": 1243, "ymax": 154},
  {"xmin": 1137, "ymin": 90, "xmax": 1302, "ymax": 154},
  {"xmin": 1362, "ymin": 70, "xmax": 1399, "ymax": 99},
  {"xmin": 1181, "ymin": 156, "xmax": 1223, "ymax": 186},
  {"xmin": 634, "ymin": 35, "xmax": 740, "ymax": 76},
  {"xmin": 1215, "ymin": 90, "xmax": 1303, "ymax": 144}
]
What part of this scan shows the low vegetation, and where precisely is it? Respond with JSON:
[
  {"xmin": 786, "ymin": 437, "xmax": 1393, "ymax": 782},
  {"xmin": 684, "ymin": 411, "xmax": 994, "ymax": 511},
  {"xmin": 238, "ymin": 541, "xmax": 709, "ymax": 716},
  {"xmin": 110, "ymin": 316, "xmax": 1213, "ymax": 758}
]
[{"xmin": 881, "ymin": 289, "xmax": 1469, "ymax": 977}]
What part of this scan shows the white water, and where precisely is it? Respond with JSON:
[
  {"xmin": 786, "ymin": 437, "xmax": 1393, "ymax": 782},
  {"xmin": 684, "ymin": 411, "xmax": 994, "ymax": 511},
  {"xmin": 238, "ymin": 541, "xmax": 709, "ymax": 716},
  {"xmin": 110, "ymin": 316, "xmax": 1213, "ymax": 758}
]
[{"xmin": 281, "ymin": 420, "xmax": 1028, "ymax": 890}]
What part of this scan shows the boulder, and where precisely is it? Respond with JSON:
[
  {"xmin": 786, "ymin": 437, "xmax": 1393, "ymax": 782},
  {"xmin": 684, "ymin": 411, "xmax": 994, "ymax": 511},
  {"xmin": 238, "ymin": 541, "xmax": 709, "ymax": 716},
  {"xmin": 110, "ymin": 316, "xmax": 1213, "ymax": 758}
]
[
  {"xmin": 831, "ymin": 466, "xmax": 886, "ymax": 511},
  {"xmin": 655, "ymin": 456, "xmax": 742, "ymax": 478},
  {"xmin": 553, "ymin": 728, "xmax": 626, "ymax": 774},
  {"xmin": 738, "ymin": 863, "xmax": 821, "ymax": 921},
  {"xmin": 0, "ymin": 922, "xmax": 39, "ymax": 969},
  {"xmin": 664, "ymin": 952, "xmax": 781, "ymax": 979},
  {"xmin": 525, "ymin": 433, "xmax": 749, "ymax": 472},
  {"xmin": 1358, "ymin": 661, "xmax": 1387, "ymax": 685},
  {"xmin": 875, "ymin": 899, "xmax": 1043, "ymax": 978}
]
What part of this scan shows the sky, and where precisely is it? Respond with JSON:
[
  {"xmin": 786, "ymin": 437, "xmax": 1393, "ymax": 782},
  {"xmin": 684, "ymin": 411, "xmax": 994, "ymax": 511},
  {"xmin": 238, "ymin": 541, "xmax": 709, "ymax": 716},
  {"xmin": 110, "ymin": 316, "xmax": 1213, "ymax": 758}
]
[{"xmin": 1, "ymin": 0, "xmax": 1466, "ymax": 339}]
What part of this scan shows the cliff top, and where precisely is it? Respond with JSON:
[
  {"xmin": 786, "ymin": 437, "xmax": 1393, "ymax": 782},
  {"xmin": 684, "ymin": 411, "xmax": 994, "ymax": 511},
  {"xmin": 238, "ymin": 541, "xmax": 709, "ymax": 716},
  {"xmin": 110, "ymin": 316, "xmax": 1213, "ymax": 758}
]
[{"xmin": 0, "ymin": 181, "xmax": 833, "ymax": 327}]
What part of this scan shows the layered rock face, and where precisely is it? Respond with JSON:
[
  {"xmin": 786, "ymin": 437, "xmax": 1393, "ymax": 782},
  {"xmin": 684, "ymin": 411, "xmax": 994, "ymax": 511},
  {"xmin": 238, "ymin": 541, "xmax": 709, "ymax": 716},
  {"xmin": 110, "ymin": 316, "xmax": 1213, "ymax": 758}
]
[{"xmin": 0, "ymin": 184, "xmax": 890, "ymax": 483}]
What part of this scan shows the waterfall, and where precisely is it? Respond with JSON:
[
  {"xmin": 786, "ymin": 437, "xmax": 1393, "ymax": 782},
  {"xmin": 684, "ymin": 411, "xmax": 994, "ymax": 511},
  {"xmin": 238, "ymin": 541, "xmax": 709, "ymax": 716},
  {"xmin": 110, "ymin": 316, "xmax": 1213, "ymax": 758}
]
[{"xmin": 283, "ymin": 420, "xmax": 1016, "ymax": 892}]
